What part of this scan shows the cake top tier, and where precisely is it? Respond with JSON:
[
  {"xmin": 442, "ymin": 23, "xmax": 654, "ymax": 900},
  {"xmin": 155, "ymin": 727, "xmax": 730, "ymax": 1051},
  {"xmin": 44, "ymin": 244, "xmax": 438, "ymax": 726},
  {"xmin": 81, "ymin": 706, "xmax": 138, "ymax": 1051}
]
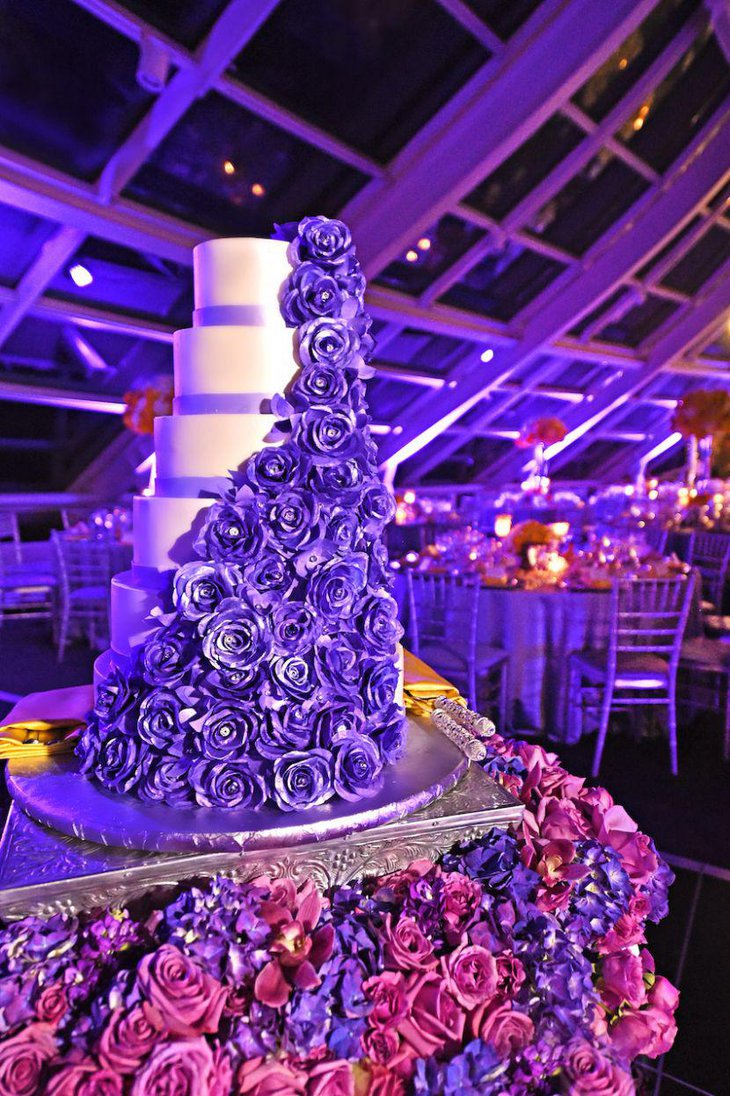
[{"xmin": 193, "ymin": 238, "xmax": 290, "ymax": 314}]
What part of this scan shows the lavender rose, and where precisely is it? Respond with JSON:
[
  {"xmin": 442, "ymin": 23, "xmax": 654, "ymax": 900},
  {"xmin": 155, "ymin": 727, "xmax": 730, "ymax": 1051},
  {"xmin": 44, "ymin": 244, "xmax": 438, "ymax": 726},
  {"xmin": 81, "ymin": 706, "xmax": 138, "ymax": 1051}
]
[
  {"xmin": 333, "ymin": 732, "xmax": 383, "ymax": 801},
  {"xmin": 256, "ymin": 704, "xmax": 316, "ymax": 760},
  {"xmin": 362, "ymin": 659, "xmax": 399, "ymax": 716},
  {"xmin": 196, "ymin": 703, "xmax": 256, "ymax": 760},
  {"xmin": 268, "ymin": 655, "xmax": 317, "ymax": 701},
  {"xmin": 244, "ymin": 553, "xmax": 296, "ymax": 606},
  {"xmin": 137, "ymin": 946, "xmax": 226, "ymax": 1037},
  {"xmin": 96, "ymin": 728, "xmax": 144, "ymax": 793},
  {"xmin": 327, "ymin": 509, "xmax": 361, "ymax": 553},
  {"xmin": 314, "ymin": 460, "xmax": 365, "ymax": 504},
  {"xmin": 290, "ymin": 216, "xmax": 354, "ymax": 267},
  {"xmin": 289, "ymin": 365, "xmax": 349, "ymax": 410},
  {"xmin": 173, "ymin": 562, "xmax": 240, "ymax": 621},
  {"xmin": 138, "ymin": 756, "xmax": 192, "ymax": 807},
  {"xmin": 308, "ymin": 555, "xmax": 368, "ymax": 620},
  {"xmin": 297, "ymin": 317, "xmax": 360, "ymax": 370},
  {"xmin": 298, "ymin": 406, "xmax": 360, "ymax": 461},
  {"xmin": 315, "ymin": 635, "xmax": 363, "ymax": 688},
  {"xmin": 98, "ymin": 1003, "xmax": 162, "ymax": 1074},
  {"xmin": 0, "ymin": 1024, "xmax": 55, "ymax": 1096},
  {"xmin": 359, "ymin": 592, "xmax": 401, "ymax": 653},
  {"xmin": 263, "ymin": 490, "xmax": 319, "ymax": 550},
  {"xmin": 197, "ymin": 663, "xmax": 263, "ymax": 703},
  {"xmin": 142, "ymin": 627, "xmax": 193, "ymax": 686},
  {"xmin": 372, "ymin": 704, "xmax": 407, "ymax": 763},
  {"xmin": 130, "ymin": 1038, "xmax": 229, "ymax": 1096},
  {"xmin": 246, "ymin": 444, "xmax": 302, "ymax": 492},
  {"xmin": 201, "ymin": 599, "xmax": 270, "ymax": 672},
  {"xmin": 190, "ymin": 760, "xmax": 266, "ymax": 809},
  {"xmin": 138, "ymin": 689, "xmax": 194, "ymax": 751},
  {"xmin": 359, "ymin": 482, "xmax": 396, "ymax": 534},
  {"xmin": 272, "ymin": 604, "xmax": 319, "ymax": 653},
  {"xmin": 273, "ymin": 749, "xmax": 334, "ymax": 811},
  {"xmin": 194, "ymin": 500, "xmax": 262, "ymax": 564},
  {"xmin": 281, "ymin": 262, "xmax": 355, "ymax": 325},
  {"xmin": 94, "ymin": 665, "xmax": 137, "ymax": 722},
  {"xmin": 315, "ymin": 701, "xmax": 365, "ymax": 744}
]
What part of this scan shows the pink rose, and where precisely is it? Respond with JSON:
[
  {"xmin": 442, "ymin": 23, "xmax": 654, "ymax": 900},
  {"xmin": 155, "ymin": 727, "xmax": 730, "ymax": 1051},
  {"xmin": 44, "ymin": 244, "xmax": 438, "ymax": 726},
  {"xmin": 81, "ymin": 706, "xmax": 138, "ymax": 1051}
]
[
  {"xmin": 600, "ymin": 951, "xmax": 647, "ymax": 1011},
  {"xmin": 398, "ymin": 971, "xmax": 465, "ymax": 1057},
  {"xmin": 538, "ymin": 798, "xmax": 591, "ymax": 843},
  {"xmin": 0, "ymin": 1023, "xmax": 56, "ymax": 1096},
  {"xmin": 381, "ymin": 915, "xmax": 436, "ymax": 972},
  {"xmin": 474, "ymin": 1002, "xmax": 534, "ymax": 1055},
  {"xmin": 362, "ymin": 1027, "xmax": 400, "ymax": 1065},
  {"xmin": 35, "ymin": 984, "xmax": 68, "ymax": 1026},
  {"xmin": 306, "ymin": 1060, "xmax": 354, "ymax": 1096},
  {"xmin": 363, "ymin": 972, "xmax": 408, "ymax": 1030},
  {"xmin": 442, "ymin": 943, "xmax": 498, "ymax": 1010},
  {"xmin": 97, "ymin": 1004, "xmax": 162, "ymax": 1073},
  {"xmin": 47, "ymin": 1062, "xmax": 123, "ymax": 1096},
  {"xmin": 596, "ymin": 908, "xmax": 646, "ymax": 955},
  {"xmin": 595, "ymin": 807, "xmax": 658, "ymax": 883},
  {"xmin": 609, "ymin": 977, "xmax": 679, "ymax": 1061},
  {"xmin": 438, "ymin": 873, "xmax": 483, "ymax": 942},
  {"xmin": 131, "ymin": 1039, "xmax": 228, "ymax": 1096},
  {"xmin": 495, "ymin": 952, "xmax": 525, "ymax": 996},
  {"xmin": 561, "ymin": 1040, "xmax": 635, "ymax": 1094},
  {"xmin": 137, "ymin": 944, "xmax": 226, "ymax": 1037},
  {"xmin": 362, "ymin": 1064, "xmax": 406, "ymax": 1096},
  {"xmin": 238, "ymin": 1057, "xmax": 306, "ymax": 1096}
]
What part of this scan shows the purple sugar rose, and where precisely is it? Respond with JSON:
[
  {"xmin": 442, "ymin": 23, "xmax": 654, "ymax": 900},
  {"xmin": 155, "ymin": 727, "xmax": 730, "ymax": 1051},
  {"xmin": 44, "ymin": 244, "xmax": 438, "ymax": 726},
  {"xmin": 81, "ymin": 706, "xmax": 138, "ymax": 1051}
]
[
  {"xmin": 246, "ymin": 444, "xmax": 301, "ymax": 492},
  {"xmin": 94, "ymin": 665, "xmax": 137, "ymax": 722},
  {"xmin": 196, "ymin": 663, "xmax": 263, "ymax": 702},
  {"xmin": 359, "ymin": 591, "xmax": 402, "ymax": 653},
  {"xmin": 142, "ymin": 626, "xmax": 193, "ymax": 687},
  {"xmin": 190, "ymin": 759, "xmax": 266, "ymax": 809},
  {"xmin": 288, "ymin": 365, "xmax": 349, "ymax": 410},
  {"xmin": 194, "ymin": 499, "xmax": 262, "ymax": 564},
  {"xmin": 333, "ymin": 732, "xmax": 383, "ymax": 801},
  {"xmin": 256, "ymin": 704, "xmax": 316, "ymax": 759},
  {"xmin": 95, "ymin": 728, "xmax": 144, "ymax": 793},
  {"xmin": 173, "ymin": 561, "xmax": 240, "ymax": 621},
  {"xmin": 298, "ymin": 406, "xmax": 360, "ymax": 462},
  {"xmin": 314, "ymin": 460, "xmax": 365, "ymax": 504},
  {"xmin": 263, "ymin": 489, "xmax": 319, "ymax": 550},
  {"xmin": 369, "ymin": 540, "xmax": 392, "ymax": 586},
  {"xmin": 315, "ymin": 702, "xmax": 365, "ymax": 744},
  {"xmin": 315, "ymin": 634, "xmax": 363, "ymax": 688},
  {"xmin": 201, "ymin": 599, "xmax": 270, "ymax": 672},
  {"xmin": 281, "ymin": 262, "xmax": 357, "ymax": 326},
  {"xmin": 138, "ymin": 689, "xmax": 194, "ymax": 751},
  {"xmin": 362, "ymin": 659, "xmax": 400, "ymax": 717},
  {"xmin": 244, "ymin": 553, "xmax": 296, "ymax": 606},
  {"xmin": 272, "ymin": 603, "xmax": 319, "ymax": 653},
  {"xmin": 297, "ymin": 317, "xmax": 360, "ymax": 370},
  {"xmin": 269, "ymin": 655, "xmax": 317, "ymax": 701},
  {"xmin": 196, "ymin": 703, "xmax": 256, "ymax": 760},
  {"xmin": 290, "ymin": 216, "xmax": 354, "ymax": 267},
  {"xmin": 372, "ymin": 703, "xmax": 407, "ymax": 763},
  {"xmin": 327, "ymin": 509, "xmax": 362, "ymax": 553},
  {"xmin": 359, "ymin": 482, "xmax": 396, "ymax": 534},
  {"xmin": 309, "ymin": 555, "xmax": 368, "ymax": 620},
  {"xmin": 273, "ymin": 749, "xmax": 334, "ymax": 811},
  {"xmin": 137, "ymin": 756, "xmax": 191, "ymax": 807}
]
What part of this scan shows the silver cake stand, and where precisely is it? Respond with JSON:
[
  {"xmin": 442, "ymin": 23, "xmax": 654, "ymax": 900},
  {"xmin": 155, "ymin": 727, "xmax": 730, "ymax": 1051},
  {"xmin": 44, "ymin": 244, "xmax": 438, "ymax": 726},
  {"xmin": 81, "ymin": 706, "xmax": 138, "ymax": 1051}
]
[{"xmin": 0, "ymin": 717, "xmax": 523, "ymax": 918}]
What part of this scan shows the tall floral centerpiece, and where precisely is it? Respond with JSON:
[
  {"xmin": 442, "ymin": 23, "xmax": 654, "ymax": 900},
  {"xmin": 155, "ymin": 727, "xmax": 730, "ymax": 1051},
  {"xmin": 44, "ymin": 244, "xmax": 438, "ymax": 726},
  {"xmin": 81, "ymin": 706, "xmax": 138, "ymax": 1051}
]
[
  {"xmin": 123, "ymin": 376, "xmax": 174, "ymax": 436},
  {"xmin": 516, "ymin": 417, "xmax": 567, "ymax": 494},
  {"xmin": 672, "ymin": 388, "xmax": 730, "ymax": 488}
]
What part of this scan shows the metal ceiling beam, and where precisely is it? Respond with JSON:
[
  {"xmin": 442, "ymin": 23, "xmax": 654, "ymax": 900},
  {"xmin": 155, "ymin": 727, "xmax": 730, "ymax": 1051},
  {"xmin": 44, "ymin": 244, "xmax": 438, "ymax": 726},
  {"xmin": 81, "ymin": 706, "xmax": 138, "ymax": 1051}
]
[
  {"xmin": 341, "ymin": 0, "xmax": 658, "ymax": 276},
  {"xmin": 379, "ymin": 103, "xmax": 730, "ymax": 473},
  {"xmin": 0, "ymin": 226, "xmax": 84, "ymax": 346},
  {"xmin": 0, "ymin": 379, "xmax": 125, "ymax": 413}
]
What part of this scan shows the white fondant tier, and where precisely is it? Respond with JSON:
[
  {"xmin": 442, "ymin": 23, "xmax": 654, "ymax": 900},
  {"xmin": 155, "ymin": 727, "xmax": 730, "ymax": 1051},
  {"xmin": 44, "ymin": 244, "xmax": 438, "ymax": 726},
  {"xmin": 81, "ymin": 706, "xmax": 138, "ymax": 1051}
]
[
  {"xmin": 194, "ymin": 238, "xmax": 290, "ymax": 315},
  {"xmin": 154, "ymin": 413, "xmax": 280, "ymax": 496},
  {"xmin": 110, "ymin": 571, "xmax": 164, "ymax": 655},
  {"xmin": 133, "ymin": 495, "xmax": 214, "ymax": 572},
  {"xmin": 173, "ymin": 325, "xmax": 297, "ymax": 410}
]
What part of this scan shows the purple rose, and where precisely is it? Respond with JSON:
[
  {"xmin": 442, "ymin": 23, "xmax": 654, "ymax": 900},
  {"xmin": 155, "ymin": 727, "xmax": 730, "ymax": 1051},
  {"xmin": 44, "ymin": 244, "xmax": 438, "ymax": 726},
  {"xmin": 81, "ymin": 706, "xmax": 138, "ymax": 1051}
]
[
  {"xmin": 314, "ymin": 460, "xmax": 365, "ymax": 504},
  {"xmin": 194, "ymin": 500, "xmax": 262, "ymax": 564},
  {"xmin": 263, "ymin": 490, "xmax": 319, "ymax": 550},
  {"xmin": 359, "ymin": 482, "xmax": 396, "ymax": 534},
  {"xmin": 244, "ymin": 553, "xmax": 296, "ymax": 607},
  {"xmin": 290, "ymin": 216, "xmax": 354, "ymax": 267},
  {"xmin": 272, "ymin": 604, "xmax": 319, "ymax": 653},
  {"xmin": 360, "ymin": 592, "xmax": 402, "ymax": 654},
  {"xmin": 268, "ymin": 655, "xmax": 317, "ymax": 701},
  {"xmin": 298, "ymin": 406, "xmax": 360, "ymax": 461},
  {"xmin": 130, "ymin": 1038, "xmax": 230, "ymax": 1096},
  {"xmin": 273, "ymin": 749, "xmax": 334, "ymax": 811},
  {"xmin": 138, "ymin": 689, "xmax": 194, "ymax": 751},
  {"xmin": 362, "ymin": 659, "xmax": 399, "ymax": 717},
  {"xmin": 297, "ymin": 317, "xmax": 360, "ymax": 369},
  {"xmin": 137, "ymin": 946, "xmax": 226, "ymax": 1037},
  {"xmin": 0, "ymin": 1023, "xmax": 55, "ymax": 1096},
  {"xmin": 372, "ymin": 704, "xmax": 407, "ymax": 763},
  {"xmin": 246, "ymin": 444, "xmax": 302, "ymax": 492},
  {"xmin": 308, "ymin": 555, "xmax": 368, "ymax": 620},
  {"xmin": 196, "ymin": 663, "xmax": 264, "ymax": 702},
  {"xmin": 281, "ymin": 262, "xmax": 359, "ymax": 326},
  {"xmin": 369, "ymin": 540, "xmax": 392, "ymax": 587},
  {"xmin": 142, "ymin": 627, "xmax": 193, "ymax": 686},
  {"xmin": 315, "ymin": 634, "xmax": 363, "ymax": 688},
  {"xmin": 190, "ymin": 760, "xmax": 266, "ymax": 809},
  {"xmin": 98, "ymin": 1003, "xmax": 162, "ymax": 1074},
  {"xmin": 196, "ymin": 703, "xmax": 256, "ymax": 760},
  {"xmin": 315, "ymin": 701, "xmax": 365, "ymax": 745},
  {"xmin": 201, "ymin": 599, "xmax": 270, "ymax": 672},
  {"xmin": 94, "ymin": 665, "xmax": 137, "ymax": 722},
  {"xmin": 256, "ymin": 704, "xmax": 316, "ymax": 760},
  {"xmin": 288, "ymin": 365, "xmax": 349, "ymax": 410},
  {"xmin": 95, "ymin": 727, "xmax": 144, "ymax": 793},
  {"xmin": 137, "ymin": 756, "xmax": 192, "ymax": 807},
  {"xmin": 334, "ymin": 732, "xmax": 383, "ymax": 801},
  {"xmin": 173, "ymin": 562, "xmax": 240, "ymax": 621},
  {"xmin": 327, "ymin": 509, "xmax": 362, "ymax": 553}
]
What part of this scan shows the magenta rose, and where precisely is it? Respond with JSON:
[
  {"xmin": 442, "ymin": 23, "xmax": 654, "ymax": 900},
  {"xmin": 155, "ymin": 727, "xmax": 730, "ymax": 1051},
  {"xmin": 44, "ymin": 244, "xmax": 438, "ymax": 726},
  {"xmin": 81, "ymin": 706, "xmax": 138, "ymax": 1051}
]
[
  {"xmin": 561, "ymin": 1040, "xmax": 635, "ymax": 1095},
  {"xmin": 363, "ymin": 972, "xmax": 409, "ymax": 1030},
  {"xmin": 47, "ymin": 1062, "xmax": 123, "ymax": 1096},
  {"xmin": 595, "ymin": 806, "xmax": 658, "ymax": 883},
  {"xmin": 495, "ymin": 952, "xmax": 526, "ymax": 996},
  {"xmin": 474, "ymin": 1001, "xmax": 534, "ymax": 1055},
  {"xmin": 381, "ymin": 915, "xmax": 436, "ymax": 973},
  {"xmin": 600, "ymin": 951, "xmax": 647, "ymax": 1011},
  {"xmin": 362, "ymin": 1064, "xmax": 406, "ymax": 1096},
  {"xmin": 442, "ymin": 943, "xmax": 498, "ymax": 1011},
  {"xmin": 97, "ymin": 1004, "xmax": 163, "ymax": 1073},
  {"xmin": 438, "ymin": 872, "xmax": 483, "ymax": 943},
  {"xmin": 398, "ymin": 971, "xmax": 465, "ymax": 1057},
  {"xmin": 361, "ymin": 1027, "xmax": 400, "ymax": 1065},
  {"xmin": 238, "ymin": 1056, "xmax": 306, "ymax": 1095},
  {"xmin": 610, "ymin": 975, "xmax": 679, "ymax": 1060},
  {"xmin": 0, "ymin": 1023, "xmax": 56, "ymax": 1096},
  {"xmin": 131, "ymin": 1039, "xmax": 229, "ymax": 1096},
  {"xmin": 35, "ymin": 984, "xmax": 68, "ymax": 1026},
  {"xmin": 137, "ymin": 944, "xmax": 226, "ymax": 1037},
  {"xmin": 306, "ymin": 1060, "xmax": 354, "ymax": 1096}
]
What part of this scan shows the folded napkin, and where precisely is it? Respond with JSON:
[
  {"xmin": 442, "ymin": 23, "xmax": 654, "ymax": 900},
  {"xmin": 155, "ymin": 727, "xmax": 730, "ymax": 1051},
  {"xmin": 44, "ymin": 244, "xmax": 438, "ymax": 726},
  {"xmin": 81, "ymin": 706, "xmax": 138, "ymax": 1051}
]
[
  {"xmin": 0, "ymin": 684, "xmax": 92, "ymax": 761},
  {"xmin": 403, "ymin": 649, "xmax": 464, "ymax": 717}
]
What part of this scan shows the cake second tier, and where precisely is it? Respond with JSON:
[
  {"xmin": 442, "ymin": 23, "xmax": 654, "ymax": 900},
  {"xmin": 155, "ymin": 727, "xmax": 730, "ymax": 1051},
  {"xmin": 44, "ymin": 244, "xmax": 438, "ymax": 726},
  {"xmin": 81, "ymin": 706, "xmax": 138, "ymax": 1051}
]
[{"xmin": 154, "ymin": 412, "xmax": 281, "ymax": 497}]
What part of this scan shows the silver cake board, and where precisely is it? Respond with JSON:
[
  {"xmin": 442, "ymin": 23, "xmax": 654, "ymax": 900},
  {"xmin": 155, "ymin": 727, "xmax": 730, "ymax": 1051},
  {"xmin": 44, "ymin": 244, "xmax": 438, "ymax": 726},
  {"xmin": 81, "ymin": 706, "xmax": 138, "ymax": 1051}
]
[{"xmin": 0, "ymin": 718, "xmax": 523, "ymax": 919}]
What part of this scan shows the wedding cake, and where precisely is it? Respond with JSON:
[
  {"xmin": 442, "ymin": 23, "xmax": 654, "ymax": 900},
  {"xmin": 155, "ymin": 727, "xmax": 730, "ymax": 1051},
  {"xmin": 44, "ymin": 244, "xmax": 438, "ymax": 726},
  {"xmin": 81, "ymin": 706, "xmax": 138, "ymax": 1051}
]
[{"xmin": 77, "ymin": 217, "xmax": 406, "ymax": 812}]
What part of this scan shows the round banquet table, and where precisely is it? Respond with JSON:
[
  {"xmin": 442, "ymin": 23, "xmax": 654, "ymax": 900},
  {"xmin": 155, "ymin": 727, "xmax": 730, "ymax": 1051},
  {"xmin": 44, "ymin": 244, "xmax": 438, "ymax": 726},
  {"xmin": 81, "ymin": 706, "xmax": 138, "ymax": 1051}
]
[{"xmin": 393, "ymin": 574, "xmax": 613, "ymax": 743}]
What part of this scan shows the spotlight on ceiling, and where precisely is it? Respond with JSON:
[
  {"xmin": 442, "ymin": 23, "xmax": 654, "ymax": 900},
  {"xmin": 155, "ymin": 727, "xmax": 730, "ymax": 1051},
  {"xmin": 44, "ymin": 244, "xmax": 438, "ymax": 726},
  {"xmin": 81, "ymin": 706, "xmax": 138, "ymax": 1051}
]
[
  {"xmin": 68, "ymin": 263, "xmax": 93, "ymax": 288},
  {"xmin": 480, "ymin": 348, "xmax": 494, "ymax": 363},
  {"xmin": 136, "ymin": 33, "xmax": 170, "ymax": 93}
]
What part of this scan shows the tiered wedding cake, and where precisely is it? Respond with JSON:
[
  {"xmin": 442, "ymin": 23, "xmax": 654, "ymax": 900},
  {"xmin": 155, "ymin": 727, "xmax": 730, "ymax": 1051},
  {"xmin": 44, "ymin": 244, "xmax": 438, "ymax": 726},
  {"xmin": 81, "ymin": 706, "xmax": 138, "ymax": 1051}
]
[{"xmin": 78, "ymin": 217, "xmax": 406, "ymax": 812}]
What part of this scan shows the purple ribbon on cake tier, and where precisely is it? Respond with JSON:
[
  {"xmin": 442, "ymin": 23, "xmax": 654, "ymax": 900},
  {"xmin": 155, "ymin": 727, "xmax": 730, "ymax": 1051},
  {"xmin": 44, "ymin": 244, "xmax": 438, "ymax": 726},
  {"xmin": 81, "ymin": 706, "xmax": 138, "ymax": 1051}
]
[
  {"xmin": 173, "ymin": 394, "xmax": 272, "ymax": 415},
  {"xmin": 193, "ymin": 304, "xmax": 273, "ymax": 327}
]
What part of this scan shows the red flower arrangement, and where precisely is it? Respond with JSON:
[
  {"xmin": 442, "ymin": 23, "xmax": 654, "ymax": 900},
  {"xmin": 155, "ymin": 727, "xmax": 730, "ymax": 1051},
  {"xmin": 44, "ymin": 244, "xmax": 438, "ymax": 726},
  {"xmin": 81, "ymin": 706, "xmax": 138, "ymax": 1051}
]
[
  {"xmin": 516, "ymin": 417, "xmax": 568, "ymax": 449},
  {"xmin": 123, "ymin": 376, "xmax": 174, "ymax": 436},
  {"xmin": 671, "ymin": 388, "xmax": 730, "ymax": 440}
]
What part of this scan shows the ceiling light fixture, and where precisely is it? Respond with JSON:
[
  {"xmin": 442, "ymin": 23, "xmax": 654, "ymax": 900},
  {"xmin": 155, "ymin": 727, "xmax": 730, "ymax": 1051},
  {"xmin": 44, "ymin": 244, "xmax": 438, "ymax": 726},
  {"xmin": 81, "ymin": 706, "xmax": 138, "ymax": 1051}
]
[
  {"xmin": 223, "ymin": 160, "xmax": 236, "ymax": 175},
  {"xmin": 417, "ymin": 237, "xmax": 431, "ymax": 251},
  {"xmin": 69, "ymin": 263, "xmax": 93, "ymax": 288},
  {"xmin": 480, "ymin": 348, "xmax": 494, "ymax": 363},
  {"xmin": 251, "ymin": 183, "xmax": 265, "ymax": 197},
  {"xmin": 405, "ymin": 249, "xmax": 418, "ymax": 263}
]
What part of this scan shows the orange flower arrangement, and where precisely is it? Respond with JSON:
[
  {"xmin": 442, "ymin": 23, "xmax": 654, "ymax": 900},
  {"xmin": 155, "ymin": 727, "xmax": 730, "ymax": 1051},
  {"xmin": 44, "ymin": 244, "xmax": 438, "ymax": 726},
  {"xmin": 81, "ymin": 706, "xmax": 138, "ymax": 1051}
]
[
  {"xmin": 123, "ymin": 376, "xmax": 174, "ymax": 436},
  {"xmin": 508, "ymin": 520, "xmax": 555, "ymax": 554},
  {"xmin": 671, "ymin": 388, "xmax": 730, "ymax": 439},
  {"xmin": 516, "ymin": 416, "xmax": 568, "ymax": 449}
]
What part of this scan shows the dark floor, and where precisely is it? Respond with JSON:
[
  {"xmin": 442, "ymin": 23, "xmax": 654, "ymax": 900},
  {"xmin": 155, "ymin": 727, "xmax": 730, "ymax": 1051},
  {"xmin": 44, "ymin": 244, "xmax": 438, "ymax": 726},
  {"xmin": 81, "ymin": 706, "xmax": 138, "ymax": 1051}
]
[{"xmin": 0, "ymin": 622, "xmax": 728, "ymax": 1095}]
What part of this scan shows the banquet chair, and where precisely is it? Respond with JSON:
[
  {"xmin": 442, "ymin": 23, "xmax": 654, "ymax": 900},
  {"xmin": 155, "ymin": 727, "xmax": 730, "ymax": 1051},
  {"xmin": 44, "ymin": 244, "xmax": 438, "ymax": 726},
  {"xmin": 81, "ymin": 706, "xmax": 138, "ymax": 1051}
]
[
  {"xmin": 0, "ymin": 511, "xmax": 58, "ymax": 630},
  {"xmin": 0, "ymin": 511, "xmax": 22, "ymax": 565},
  {"xmin": 52, "ymin": 531, "xmax": 111, "ymax": 661},
  {"xmin": 567, "ymin": 573, "xmax": 696, "ymax": 778},
  {"xmin": 405, "ymin": 571, "xmax": 508, "ymax": 726},
  {"xmin": 686, "ymin": 530, "xmax": 730, "ymax": 612},
  {"xmin": 677, "ymin": 636, "xmax": 730, "ymax": 763}
]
